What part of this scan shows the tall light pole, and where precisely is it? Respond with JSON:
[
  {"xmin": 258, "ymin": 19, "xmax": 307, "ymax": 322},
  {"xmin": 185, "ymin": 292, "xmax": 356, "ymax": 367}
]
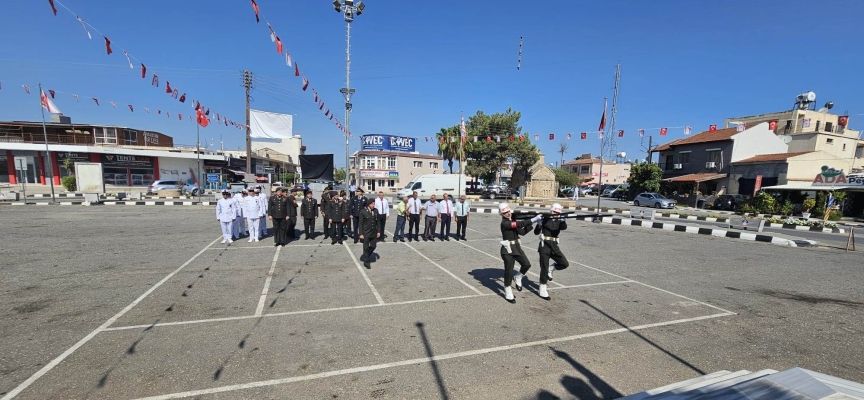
[{"xmin": 334, "ymin": 0, "xmax": 364, "ymax": 185}]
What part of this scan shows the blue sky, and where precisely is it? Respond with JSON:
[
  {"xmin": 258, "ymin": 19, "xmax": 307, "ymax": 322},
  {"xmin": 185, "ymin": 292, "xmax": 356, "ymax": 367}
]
[{"xmin": 2, "ymin": 0, "xmax": 863, "ymax": 168}]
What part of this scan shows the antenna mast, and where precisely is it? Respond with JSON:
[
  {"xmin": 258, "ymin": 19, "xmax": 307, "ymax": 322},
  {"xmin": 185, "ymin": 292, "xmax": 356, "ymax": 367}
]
[{"xmin": 605, "ymin": 62, "xmax": 621, "ymax": 160}]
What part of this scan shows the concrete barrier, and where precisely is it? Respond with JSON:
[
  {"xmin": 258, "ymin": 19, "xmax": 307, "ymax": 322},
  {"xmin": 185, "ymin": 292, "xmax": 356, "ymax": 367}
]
[
  {"xmin": 629, "ymin": 207, "xmax": 656, "ymax": 221},
  {"xmin": 158, "ymin": 189, "xmax": 182, "ymax": 197},
  {"xmin": 728, "ymin": 217, "xmax": 765, "ymax": 233}
]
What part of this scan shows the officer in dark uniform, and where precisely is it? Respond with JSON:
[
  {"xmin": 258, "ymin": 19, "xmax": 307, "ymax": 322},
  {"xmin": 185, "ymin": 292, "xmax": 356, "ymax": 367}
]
[
  {"xmin": 268, "ymin": 188, "xmax": 289, "ymax": 246},
  {"xmin": 286, "ymin": 188, "xmax": 299, "ymax": 240},
  {"xmin": 321, "ymin": 187, "xmax": 332, "ymax": 239},
  {"xmin": 349, "ymin": 187, "xmax": 368, "ymax": 243},
  {"xmin": 328, "ymin": 190, "xmax": 348, "ymax": 245},
  {"xmin": 300, "ymin": 190, "xmax": 318, "ymax": 240},
  {"xmin": 498, "ymin": 203, "xmax": 542, "ymax": 303},
  {"xmin": 530, "ymin": 203, "xmax": 570, "ymax": 300},
  {"xmin": 358, "ymin": 199, "xmax": 380, "ymax": 269}
]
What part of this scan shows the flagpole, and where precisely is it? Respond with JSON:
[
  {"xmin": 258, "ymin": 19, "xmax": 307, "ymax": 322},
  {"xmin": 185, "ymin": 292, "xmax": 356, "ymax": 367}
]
[
  {"xmin": 38, "ymin": 83, "xmax": 57, "ymax": 204},
  {"xmin": 458, "ymin": 110, "xmax": 464, "ymax": 199},
  {"xmin": 595, "ymin": 97, "xmax": 608, "ymax": 221},
  {"xmin": 196, "ymin": 121, "xmax": 201, "ymax": 203}
]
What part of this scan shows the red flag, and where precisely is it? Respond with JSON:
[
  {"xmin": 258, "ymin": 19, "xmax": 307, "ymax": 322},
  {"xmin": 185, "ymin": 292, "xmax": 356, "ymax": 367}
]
[
  {"xmin": 92, "ymin": 98, "xmax": 99, "ymax": 106},
  {"xmin": 618, "ymin": 130, "xmax": 624, "ymax": 137},
  {"xmin": 519, "ymin": 135, "xmax": 524, "ymax": 142},
  {"xmin": 22, "ymin": 85, "xmax": 30, "ymax": 94},
  {"xmin": 178, "ymin": 114, "xmax": 182, "ymax": 120},
  {"xmin": 205, "ymin": 108, "xmax": 210, "ymax": 116},
  {"xmin": 141, "ymin": 64, "xmax": 146, "ymax": 78},
  {"xmin": 486, "ymin": 136, "xmax": 492, "ymax": 142},
  {"xmin": 580, "ymin": 132, "xmax": 587, "ymax": 140},
  {"xmin": 165, "ymin": 81, "xmax": 172, "ymax": 94},
  {"xmin": 275, "ymin": 37, "xmax": 283, "ymax": 54},
  {"xmin": 196, "ymin": 110, "xmax": 209, "ymax": 127},
  {"xmin": 549, "ymin": 133, "xmax": 554, "ymax": 140},
  {"xmin": 598, "ymin": 106, "xmax": 607, "ymax": 131},
  {"xmin": 838, "ymin": 116, "xmax": 849, "ymax": 127},
  {"xmin": 768, "ymin": 120, "xmax": 778, "ymax": 130},
  {"xmin": 179, "ymin": 93, "xmax": 186, "ymax": 103},
  {"xmin": 128, "ymin": 105, "xmax": 134, "ymax": 112},
  {"xmin": 294, "ymin": 63, "xmax": 300, "ymax": 77},
  {"xmin": 47, "ymin": 0, "xmax": 57, "ymax": 15},
  {"xmin": 250, "ymin": 0, "xmax": 260, "ymax": 22},
  {"xmin": 104, "ymin": 37, "xmax": 113, "ymax": 55},
  {"xmin": 709, "ymin": 124, "xmax": 717, "ymax": 132},
  {"xmin": 509, "ymin": 136, "xmax": 514, "ymax": 142},
  {"xmin": 329, "ymin": 114, "xmax": 334, "ymax": 121},
  {"xmin": 302, "ymin": 76, "xmax": 309, "ymax": 91},
  {"xmin": 48, "ymin": 89, "xmax": 55, "ymax": 99},
  {"xmin": 660, "ymin": 127, "xmax": 668, "ymax": 136},
  {"xmin": 319, "ymin": 102, "xmax": 324, "ymax": 110},
  {"xmin": 41, "ymin": 90, "xmax": 62, "ymax": 114},
  {"xmin": 314, "ymin": 91, "xmax": 318, "ymax": 102}
]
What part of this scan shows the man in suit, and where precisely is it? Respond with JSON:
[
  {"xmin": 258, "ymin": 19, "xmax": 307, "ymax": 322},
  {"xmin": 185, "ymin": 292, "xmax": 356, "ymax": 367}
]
[
  {"xmin": 438, "ymin": 193, "xmax": 454, "ymax": 241},
  {"xmin": 321, "ymin": 187, "xmax": 332, "ymax": 239},
  {"xmin": 286, "ymin": 188, "xmax": 299, "ymax": 240},
  {"xmin": 300, "ymin": 190, "xmax": 318, "ymax": 240},
  {"xmin": 328, "ymin": 190, "xmax": 348, "ymax": 245},
  {"xmin": 349, "ymin": 187, "xmax": 368, "ymax": 243},
  {"xmin": 358, "ymin": 199, "xmax": 380, "ymax": 269},
  {"xmin": 407, "ymin": 191, "xmax": 422, "ymax": 242},
  {"xmin": 373, "ymin": 191, "xmax": 390, "ymax": 242},
  {"xmin": 268, "ymin": 188, "xmax": 289, "ymax": 246}
]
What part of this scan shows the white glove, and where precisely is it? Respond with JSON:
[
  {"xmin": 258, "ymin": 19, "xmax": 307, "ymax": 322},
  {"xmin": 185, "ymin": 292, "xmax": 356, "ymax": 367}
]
[{"xmin": 531, "ymin": 214, "xmax": 543, "ymax": 223}]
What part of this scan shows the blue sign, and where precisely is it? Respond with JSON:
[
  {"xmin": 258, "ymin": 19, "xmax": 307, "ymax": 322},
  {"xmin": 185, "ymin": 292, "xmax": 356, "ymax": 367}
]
[
  {"xmin": 206, "ymin": 173, "xmax": 220, "ymax": 183},
  {"xmin": 360, "ymin": 135, "xmax": 416, "ymax": 152}
]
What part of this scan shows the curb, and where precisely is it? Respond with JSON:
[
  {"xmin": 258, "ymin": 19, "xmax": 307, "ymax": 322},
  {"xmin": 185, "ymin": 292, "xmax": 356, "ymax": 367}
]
[
  {"xmin": 2, "ymin": 201, "xmax": 215, "ymax": 206},
  {"xmin": 577, "ymin": 215, "xmax": 816, "ymax": 248}
]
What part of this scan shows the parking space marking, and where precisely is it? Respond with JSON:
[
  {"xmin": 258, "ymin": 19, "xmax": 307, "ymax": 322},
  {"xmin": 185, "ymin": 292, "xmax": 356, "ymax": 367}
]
[
  {"xmin": 570, "ymin": 261, "xmax": 738, "ymax": 315},
  {"xmin": 0, "ymin": 236, "xmax": 223, "ymax": 400},
  {"xmin": 255, "ymin": 246, "xmax": 282, "ymax": 317},
  {"xmin": 467, "ymin": 227, "xmax": 491, "ymax": 236},
  {"xmin": 342, "ymin": 242, "xmax": 385, "ymax": 305},
  {"xmin": 454, "ymin": 240, "xmax": 567, "ymax": 288},
  {"xmin": 403, "ymin": 243, "xmax": 484, "ymax": 295},
  {"xmin": 101, "ymin": 280, "xmax": 634, "ymax": 332},
  {"xmin": 132, "ymin": 312, "xmax": 734, "ymax": 400}
]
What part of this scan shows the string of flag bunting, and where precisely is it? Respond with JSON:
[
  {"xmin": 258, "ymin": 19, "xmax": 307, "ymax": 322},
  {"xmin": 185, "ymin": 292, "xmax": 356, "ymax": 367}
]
[
  {"xmin": 248, "ymin": 0, "xmax": 348, "ymax": 136},
  {"xmin": 42, "ymin": 0, "xmax": 241, "ymax": 130}
]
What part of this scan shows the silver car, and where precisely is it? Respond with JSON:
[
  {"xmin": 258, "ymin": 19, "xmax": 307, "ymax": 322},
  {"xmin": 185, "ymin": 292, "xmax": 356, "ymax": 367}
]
[
  {"xmin": 148, "ymin": 180, "xmax": 182, "ymax": 195},
  {"xmin": 633, "ymin": 192, "xmax": 676, "ymax": 209}
]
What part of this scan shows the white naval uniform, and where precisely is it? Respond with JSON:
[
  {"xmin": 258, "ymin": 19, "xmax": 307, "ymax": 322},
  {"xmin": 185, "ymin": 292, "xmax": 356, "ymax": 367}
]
[
  {"xmin": 216, "ymin": 198, "xmax": 236, "ymax": 242},
  {"xmin": 258, "ymin": 192, "xmax": 269, "ymax": 237},
  {"xmin": 243, "ymin": 195, "xmax": 263, "ymax": 241},
  {"xmin": 232, "ymin": 193, "xmax": 246, "ymax": 238}
]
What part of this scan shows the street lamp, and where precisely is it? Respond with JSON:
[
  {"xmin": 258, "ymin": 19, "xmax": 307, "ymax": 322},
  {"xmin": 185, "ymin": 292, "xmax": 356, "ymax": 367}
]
[{"xmin": 333, "ymin": 0, "xmax": 364, "ymax": 186}]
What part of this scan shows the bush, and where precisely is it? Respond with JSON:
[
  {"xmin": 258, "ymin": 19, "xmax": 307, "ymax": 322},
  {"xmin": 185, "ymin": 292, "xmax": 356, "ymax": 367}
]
[
  {"xmin": 751, "ymin": 192, "xmax": 777, "ymax": 214},
  {"xmin": 802, "ymin": 199, "xmax": 816, "ymax": 213},
  {"xmin": 61, "ymin": 175, "xmax": 76, "ymax": 192},
  {"xmin": 779, "ymin": 200, "xmax": 794, "ymax": 215}
]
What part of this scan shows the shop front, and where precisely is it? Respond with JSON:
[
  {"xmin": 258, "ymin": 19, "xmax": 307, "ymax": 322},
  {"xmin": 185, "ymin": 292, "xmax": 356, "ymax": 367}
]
[
  {"xmin": 359, "ymin": 170, "xmax": 399, "ymax": 192},
  {"xmin": 56, "ymin": 151, "xmax": 91, "ymax": 179},
  {"xmin": 101, "ymin": 154, "xmax": 155, "ymax": 186}
]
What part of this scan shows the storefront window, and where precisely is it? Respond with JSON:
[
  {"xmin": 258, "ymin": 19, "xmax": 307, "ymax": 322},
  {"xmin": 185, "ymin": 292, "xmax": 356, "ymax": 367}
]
[
  {"xmin": 104, "ymin": 167, "xmax": 127, "ymax": 186},
  {"xmin": 0, "ymin": 156, "xmax": 8, "ymax": 183},
  {"xmin": 124, "ymin": 130, "xmax": 138, "ymax": 145},
  {"xmin": 94, "ymin": 127, "xmax": 118, "ymax": 145}
]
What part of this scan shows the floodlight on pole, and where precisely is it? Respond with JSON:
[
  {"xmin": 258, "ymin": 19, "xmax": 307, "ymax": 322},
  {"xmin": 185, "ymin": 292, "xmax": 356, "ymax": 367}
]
[{"xmin": 333, "ymin": 0, "xmax": 364, "ymax": 186}]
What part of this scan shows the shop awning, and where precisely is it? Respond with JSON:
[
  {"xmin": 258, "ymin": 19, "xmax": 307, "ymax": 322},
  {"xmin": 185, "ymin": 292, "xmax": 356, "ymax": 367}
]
[
  {"xmin": 227, "ymin": 168, "xmax": 245, "ymax": 176},
  {"xmin": 662, "ymin": 173, "xmax": 727, "ymax": 183}
]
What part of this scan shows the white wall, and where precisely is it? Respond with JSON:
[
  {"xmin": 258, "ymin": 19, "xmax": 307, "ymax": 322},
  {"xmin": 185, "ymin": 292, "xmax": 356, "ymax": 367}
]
[
  {"xmin": 730, "ymin": 122, "xmax": 789, "ymax": 162},
  {"xmin": 158, "ymin": 157, "xmax": 199, "ymax": 185},
  {"xmin": 252, "ymin": 136, "xmax": 302, "ymax": 163}
]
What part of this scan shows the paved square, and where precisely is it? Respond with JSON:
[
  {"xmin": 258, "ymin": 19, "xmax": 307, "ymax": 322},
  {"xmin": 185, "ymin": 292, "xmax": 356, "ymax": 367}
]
[{"xmin": 1, "ymin": 207, "xmax": 862, "ymax": 399}]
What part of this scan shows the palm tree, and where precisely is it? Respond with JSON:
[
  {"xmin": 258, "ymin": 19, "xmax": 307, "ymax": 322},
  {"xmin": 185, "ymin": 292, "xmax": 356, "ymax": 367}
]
[
  {"xmin": 558, "ymin": 141, "xmax": 569, "ymax": 167},
  {"xmin": 436, "ymin": 125, "xmax": 460, "ymax": 173}
]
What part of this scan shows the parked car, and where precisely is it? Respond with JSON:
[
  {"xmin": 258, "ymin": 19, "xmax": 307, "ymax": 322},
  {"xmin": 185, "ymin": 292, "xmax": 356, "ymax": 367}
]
[
  {"xmin": 633, "ymin": 192, "xmax": 677, "ymax": 209},
  {"xmin": 481, "ymin": 187, "xmax": 518, "ymax": 200},
  {"xmin": 181, "ymin": 183, "xmax": 200, "ymax": 196},
  {"xmin": 712, "ymin": 194, "xmax": 747, "ymax": 211},
  {"xmin": 579, "ymin": 186, "xmax": 594, "ymax": 196},
  {"xmin": 148, "ymin": 180, "xmax": 182, "ymax": 195}
]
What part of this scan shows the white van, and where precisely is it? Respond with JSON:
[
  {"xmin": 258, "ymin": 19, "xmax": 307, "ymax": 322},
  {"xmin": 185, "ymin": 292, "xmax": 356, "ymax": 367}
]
[{"xmin": 397, "ymin": 174, "xmax": 468, "ymax": 200}]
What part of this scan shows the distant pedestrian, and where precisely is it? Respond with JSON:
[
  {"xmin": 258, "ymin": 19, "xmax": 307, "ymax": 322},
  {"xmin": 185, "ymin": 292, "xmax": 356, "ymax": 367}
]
[
  {"xmin": 393, "ymin": 196, "xmax": 409, "ymax": 242},
  {"xmin": 216, "ymin": 190, "xmax": 236, "ymax": 244},
  {"xmin": 374, "ymin": 191, "xmax": 389, "ymax": 241},
  {"xmin": 438, "ymin": 193, "xmax": 454, "ymax": 241},
  {"xmin": 422, "ymin": 195, "xmax": 440, "ymax": 241},
  {"xmin": 287, "ymin": 188, "xmax": 299, "ymax": 240},
  {"xmin": 358, "ymin": 200, "xmax": 380, "ymax": 269},
  {"xmin": 407, "ymin": 191, "xmax": 422, "ymax": 242},
  {"xmin": 572, "ymin": 187, "xmax": 579, "ymax": 202},
  {"xmin": 454, "ymin": 195, "xmax": 470, "ymax": 240}
]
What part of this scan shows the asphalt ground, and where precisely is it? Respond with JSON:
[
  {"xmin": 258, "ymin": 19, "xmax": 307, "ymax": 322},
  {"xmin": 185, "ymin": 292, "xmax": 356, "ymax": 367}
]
[{"xmin": 0, "ymin": 207, "xmax": 862, "ymax": 399}]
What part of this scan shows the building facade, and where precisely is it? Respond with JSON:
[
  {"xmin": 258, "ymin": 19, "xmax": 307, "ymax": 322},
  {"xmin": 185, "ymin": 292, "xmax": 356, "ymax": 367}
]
[
  {"xmin": 561, "ymin": 154, "xmax": 631, "ymax": 186},
  {"xmin": 347, "ymin": 134, "xmax": 445, "ymax": 193}
]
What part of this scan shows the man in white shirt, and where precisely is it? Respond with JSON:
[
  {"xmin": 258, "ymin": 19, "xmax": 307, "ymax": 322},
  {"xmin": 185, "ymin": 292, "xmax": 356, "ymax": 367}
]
[
  {"xmin": 454, "ymin": 195, "xmax": 470, "ymax": 241},
  {"xmin": 216, "ymin": 190, "xmax": 236, "ymax": 244},
  {"xmin": 422, "ymin": 195, "xmax": 440, "ymax": 241},
  {"xmin": 258, "ymin": 186, "xmax": 269, "ymax": 238},
  {"xmin": 232, "ymin": 190, "xmax": 247, "ymax": 239},
  {"xmin": 243, "ymin": 190, "xmax": 263, "ymax": 242},
  {"xmin": 407, "ymin": 191, "xmax": 422, "ymax": 242},
  {"xmin": 438, "ymin": 193, "xmax": 454, "ymax": 241},
  {"xmin": 374, "ymin": 191, "xmax": 389, "ymax": 242}
]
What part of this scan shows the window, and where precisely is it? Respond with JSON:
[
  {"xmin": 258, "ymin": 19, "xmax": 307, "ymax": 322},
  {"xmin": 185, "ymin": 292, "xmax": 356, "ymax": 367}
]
[
  {"xmin": 679, "ymin": 152, "xmax": 691, "ymax": 164},
  {"xmin": 123, "ymin": 130, "xmax": 138, "ymax": 145},
  {"xmin": 826, "ymin": 138, "xmax": 834, "ymax": 145},
  {"xmin": 707, "ymin": 150, "xmax": 721, "ymax": 164},
  {"xmin": 364, "ymin": 156, "xmax": 376, "ymax": 169},
  {"xmin": 365, "ymin": 180, "xmax": 374, "ymax": 191},
  {"xmin": 815, "ymin": 121, "xmax": 821, "ymax": 132},
  {"xmin": 387, "ymin": 180, "xmax": 395, "ymax": 188},
  {"xmin": 580, "ymin": 165, "xmax": 590, "ymax": 174},
  {"xmin": 378, "ymin": 179, "xmax": 386, "ymax": 188},
  {"xmin": 664, "ymin": 155, "xmax": 674, "ymax": 171},
  {"xmin": 430, "ymin": 162, "xmax": 439, "ymax": 169},
  {"xmin": 784, "ymin": 120, "xmax": 792, "ymax": 134},
  {"xmin": 842, "ymin": 143, "xmax": 847, "ymax": 151},
  {"xmin": 94, "ymin": 127, "xmax": 117, "ymax": 145},
  {"xmin": 413, "ymin": 161, "xmax": 422, "ymax": 168},
  {"xmin": 826, "ymin": 122, "xmax": 834, "ymax": 133},
  {"xmin": 387, "ymin": 156, "xmax": 397, "ymax": 170}
]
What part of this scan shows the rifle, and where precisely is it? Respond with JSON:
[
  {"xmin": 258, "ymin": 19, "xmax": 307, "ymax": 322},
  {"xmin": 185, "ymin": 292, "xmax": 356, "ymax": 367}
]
[{"xmin": 511, "ymin": 211, "xmax": 578, "ymax": 220}]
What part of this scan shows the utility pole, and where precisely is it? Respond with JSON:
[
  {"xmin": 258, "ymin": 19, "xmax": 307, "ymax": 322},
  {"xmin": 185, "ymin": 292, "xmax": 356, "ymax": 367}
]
[
  {"xmin": 334, "ymin": 0, "xmax": 364, "ymax": 185},
  {"xmin": 244, "ymin": 70, "xmax": 253, "ymax": 184},
  {"xmin": 646, "ymin": 135, "xmax": 653, "ymax": 164}
]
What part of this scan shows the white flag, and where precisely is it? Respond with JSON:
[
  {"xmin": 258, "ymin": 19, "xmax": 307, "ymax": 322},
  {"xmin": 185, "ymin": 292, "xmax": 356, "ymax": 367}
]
[
  {"xmin": 736, "ymin": 123, "xmax": 746, "ymax": 132},
  {"xmin": 684, "ymin": 126, "xmax": 692, "ymax": 135},
  {"xmin": 41, "ymin": 90, "xmax": 62, "ymax": 114}
]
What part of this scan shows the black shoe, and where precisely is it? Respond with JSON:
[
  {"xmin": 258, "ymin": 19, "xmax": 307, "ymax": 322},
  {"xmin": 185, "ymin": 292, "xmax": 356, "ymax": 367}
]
[
  {"xmin": 400, "ymin": 238, "xmax": 405, "ymax": 242},
  {"xmin": 393, "ymin": 238, "xmax": 397, "ymax": 243},
  {"xmin": 354, "ymin": 239, "xmax": 359, "ymax": 244},
  {"xmin": 274, "ymin": 243, "xmax": 280, "ymax": 247},
  {"xmin": 305, "ymin": 237, "xmax": 310, "ymax": 240},
  {"xmin": 338, "ymin": 241, "xmax": 343, "ymax": 244},
  {"xmin": 331, "ymin": 242, "xmax": 337, "ymax": 245},
  {"xmin": 445, "ymin": 237, "xmax": 450, "ymax": 241},
  {"xmin": 506, "ymin": 297, "xmax": 516, "ymax": 304},
  {"xmin": 364, "ymin": 261, "xmax": 371, "ymax": 269}
]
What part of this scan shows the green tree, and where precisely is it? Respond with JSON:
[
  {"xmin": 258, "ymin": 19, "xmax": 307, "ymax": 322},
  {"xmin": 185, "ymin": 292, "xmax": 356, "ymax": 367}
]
[
  {"xmin": 435, "ymin": 125, "xmax": 462, "ymax": 174},
  {"xmin": 553, "ymin": 168, "xmax": 579, "ymax": 188},
  {"xmin": 460, "ymin": 108, "xmax": 539, "ymax": 187},
  {"xmin": 334, "ymin": 168, "xmax": 346, "ymax": 182},
  {"xmin": 627, "ymin": 162, "xmax": 663, "ymax": 194}
]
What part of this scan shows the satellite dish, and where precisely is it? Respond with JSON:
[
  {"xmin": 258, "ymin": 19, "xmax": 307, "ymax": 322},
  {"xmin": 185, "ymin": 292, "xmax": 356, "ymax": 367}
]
[
  {"xmin": 617, "ymin": 151, "xmax": 627, "ymax": 158},
  {"xmin": 806, "ymin": 91, "xmax": 816, "ymax": 102},
  {"xmin": 782, "ymin": 135, "xmax": 793, "ymax": 144},
  {"xmin": 818, "ymin": 107, "xmax": 828, "ymax": 113},
  {"xmin": 825, "ymin": 101, "xmax": 834, "ymax": 109}
]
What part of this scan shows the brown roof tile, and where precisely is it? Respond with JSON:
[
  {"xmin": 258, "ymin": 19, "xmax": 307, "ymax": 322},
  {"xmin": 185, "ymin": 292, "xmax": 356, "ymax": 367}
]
[
  {"xmin": 663, "ymin": 173, "xmax": 728, "ymax": 183},
  {"xmin": 732, "ymin": 151, "xmax": 813, "ymax": 164},
  {"xmin": 654, "ymin": 127, "xmax": 739, "ymax": 151}
]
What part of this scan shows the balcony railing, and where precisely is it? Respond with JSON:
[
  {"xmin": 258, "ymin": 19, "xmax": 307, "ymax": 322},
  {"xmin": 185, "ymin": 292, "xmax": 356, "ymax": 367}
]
[{"xmin": 0, "ymin": 133, "xmax": 92, "ymax": 145}]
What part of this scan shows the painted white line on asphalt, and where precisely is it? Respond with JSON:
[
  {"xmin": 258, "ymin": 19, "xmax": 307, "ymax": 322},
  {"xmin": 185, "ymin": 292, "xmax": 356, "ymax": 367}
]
[
  {"xmin": 132, "ymin": 312, "xmax": 734, "ymax": 400},
  {"xmin": 343, "ymin": 242, "xmax": 385, "ymax": 305},
  {"xmin": 454, "ymin": 240, "xmax": 566, "ymax": 288},
  {"xmin": 0, "ymin": 236, "xmax": 223, "ymax": 400},
  {"xmin": 255, "ymin": 247, "xmax": 282, "ymax": 317},
  {"xmin": 466, "ymin": 227, "xmax": 490, "ymax": 236},
  {"xmin": 403, "ymin": 243, "xmax": 484, "ymax": 295},
  {"xmin": 103, "ymin": 280, "xmax": 632, "ymax": 332},
  {"xmin": 571, "ymin": 261, "xmax": 738, "ymax": 315}
]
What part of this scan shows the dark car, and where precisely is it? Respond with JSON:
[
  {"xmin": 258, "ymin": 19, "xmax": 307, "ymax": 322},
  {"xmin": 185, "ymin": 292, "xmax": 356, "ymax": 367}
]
[
  {"xmin": 481, "ymin": 187, "xmax": 518, "ymax": 200},
  {"xmin": 712, "ymin": 194, "xmax": 747, "ymax": 211}
]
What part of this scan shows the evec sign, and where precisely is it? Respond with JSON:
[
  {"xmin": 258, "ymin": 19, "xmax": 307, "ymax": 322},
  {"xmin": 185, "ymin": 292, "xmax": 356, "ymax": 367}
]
[{"xmin": 360, "ymin": 135, "xmax": 416, "ymax": 152}]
